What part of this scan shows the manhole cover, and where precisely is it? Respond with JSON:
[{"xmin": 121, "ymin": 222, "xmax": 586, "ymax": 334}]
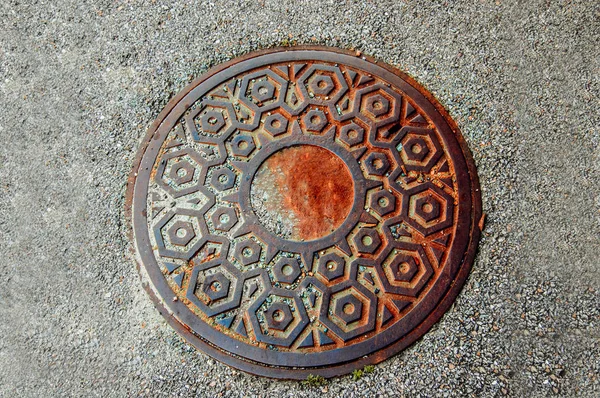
[{"xmin": 126, "ymin": 47, "xmax": 482, "ymax": 379}]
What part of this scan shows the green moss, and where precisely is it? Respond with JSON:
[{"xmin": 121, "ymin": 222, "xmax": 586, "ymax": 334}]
[
  {"xmin": 352, "ymin": 365, "xmax": 376, "ymax": 381},
  {"xmin": 363, "ymin": 365, "xmax": 375, "ymax": 374},
  {"xmin": 279, "ymin": 38, "xmax": 298, "ymax": 47},
  {"xmin": 301, "ymin": 374, "xmax": 327, "ymax": 387},
  {"xmin": 351, "ymin": 369, "xmax": 363, "ymax": 381}
]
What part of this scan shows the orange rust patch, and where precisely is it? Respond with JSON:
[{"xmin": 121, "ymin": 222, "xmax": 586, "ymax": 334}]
[{"xmin": 255, "ymin": 145, "xmax": 354, "ymax": 241}]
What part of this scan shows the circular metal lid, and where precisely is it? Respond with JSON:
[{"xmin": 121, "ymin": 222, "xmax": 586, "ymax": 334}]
[{"xmin": 126, "ymin": 46, "xmax": 482, "ymax": 379}]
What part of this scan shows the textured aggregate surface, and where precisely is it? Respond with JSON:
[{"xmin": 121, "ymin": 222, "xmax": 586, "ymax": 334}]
[{"xmin": 0, "ymin": 0, "xmax": 599, "ymax": 397}]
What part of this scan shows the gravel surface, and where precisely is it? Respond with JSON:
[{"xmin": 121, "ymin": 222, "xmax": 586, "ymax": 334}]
[{"xmin": 1, "ymin": 0, "xmax": 599, "ymax": 397}]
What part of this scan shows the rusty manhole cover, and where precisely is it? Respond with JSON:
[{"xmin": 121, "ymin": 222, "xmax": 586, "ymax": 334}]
[{"xmin": 126, "ymin": 47, "xmax": 482, "ymax": 379}]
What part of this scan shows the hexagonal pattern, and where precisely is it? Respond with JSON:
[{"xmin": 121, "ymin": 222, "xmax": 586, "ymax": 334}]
[
  {"xmin": 199, "ymin": 110, "xmax": 226, "ymax": 134},
  {"xmin": 317, "ymin": 253, "xmax": 346, "ymax": 282},
  {"xmin": 264, "ymin": 113, "xmax": 288, "ymax": 136},
  {"xmin": 239, "ymin": 69, "xmax": 288, "ymax": 112},
  {"xmin": 167, "ymin": 220, "xmax": 196, "ymax": 246},
  {"xmin": 376, "ymin": 245, "xmax": 434, "ymax": 297},
  {"xmin": 210, "ymin": 207, "xmax": 238, "ymax": 232},
  {"xmin": 394, "ymin": 127, "xmax": 443, "ymax": 172},
  {"xmin": 202, "ymin": 272, "xmax": 231, "ymax": 301},
  {"xmin": 185, "ymin": 99, "xmax": 238, "ymax": 142},
  {"xmin": 251, "ymin": 80, "xmax": 276, "ymax": 102},
  {"xmin": 233, "ymin": 239, "xmax": 262, "ymax": 266},
  {"xmin": 303, "ymin": 109, "xmax": 328, "ymax": 132},
  {"xmin": 155, "ymin": 148, "xmax": 205, "ymax": 198},
  {"xmin": 356, "ymin": 84, "xmax": 402, "ymax": 127},
  {"xmin": 369, "ymin": 190, "xmax": 397, "ymax": 217},
  {"xmin": 209, "ymin": 167, "xmax": 236, "ymax": 191},
  {"xmin": 272, "ymin": 257, "xmax": 302, "ymax": 285},
  {"xmin": 339, "ymin": 122, "xmax": 365, "ymax": 147},
  {"xmin": 388, "ymin": 253, "xmax": 419, "ymax": 282},
  {"xmin": 333, "ymin": 293, "xmax": 364, "ymax": 324},
  {"xmin": 364, "ymin": 152, "xmax": 390, "ymax": 176},
  {"xmin": 364, "ymin": 93, "xmax": 390, "ymax": 117},
  {"xmin": 248, "ymin": 290, "xmax": 309, "ymax": 347},
  {"xmin": 297, "ymin": 64, "xmax": 348, "ymax": 108},
  {"xmin": 405, "ymin": 184, "xmax": 454, "ymax": 236},
  {"xmin": 186, "ymin": 259, "xmax": 243, "ymax": 317},
  {"xmin": 403, "ymin": 136, "xmax": 430, "ymax": 162},
  {"xmin": 264, "ymin": 302, "xmax": 294, "ymax": 331},
  {"xmin": 154, "ymin": 209, "xmax": 208, "ymax": 260},
  {"xmin": 230, "ymin": 135, "xmax": 256, "ymax": 157},
  {"xmin": 308, "ymin": 74, "xmax": 335, "ymax": 96},
  {"xmin": 415, "ymin": 195, "xmax": 441, "ymax": 222},
  {"xmin": 321, "ymin": 280, "xmax": 377, "ymax": 341},
  {"xmin": 353, "ymin": 228, "xmax": 382, "ymax": 254},
  {"xmin": 169, "ymin": 159, "xmax": 195, "ymax": 185}
]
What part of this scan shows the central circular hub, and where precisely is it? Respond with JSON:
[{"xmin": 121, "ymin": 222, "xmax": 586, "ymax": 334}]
[{"xmin": 251, "ymin": 145, "xmax": 354, "ymax": 241}]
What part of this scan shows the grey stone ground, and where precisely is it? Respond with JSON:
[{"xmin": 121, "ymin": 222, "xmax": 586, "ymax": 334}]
[{"xmin": 0, "ymin": 0, "xmax": 599, "ymax": 396}]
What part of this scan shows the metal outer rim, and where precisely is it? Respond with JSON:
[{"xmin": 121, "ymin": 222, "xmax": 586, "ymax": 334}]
[{"xmin": 124, "ymin": 45, "xmax": 482, "ymax": 380}]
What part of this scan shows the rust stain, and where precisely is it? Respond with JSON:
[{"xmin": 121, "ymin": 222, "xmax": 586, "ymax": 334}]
[
  {"xmin": 479, "ymin": 213, "xmax": 486, "ymax": 231},
  {"xmin": 261, "ymin": 145, "xmax": 354, "ymax": 241}
]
